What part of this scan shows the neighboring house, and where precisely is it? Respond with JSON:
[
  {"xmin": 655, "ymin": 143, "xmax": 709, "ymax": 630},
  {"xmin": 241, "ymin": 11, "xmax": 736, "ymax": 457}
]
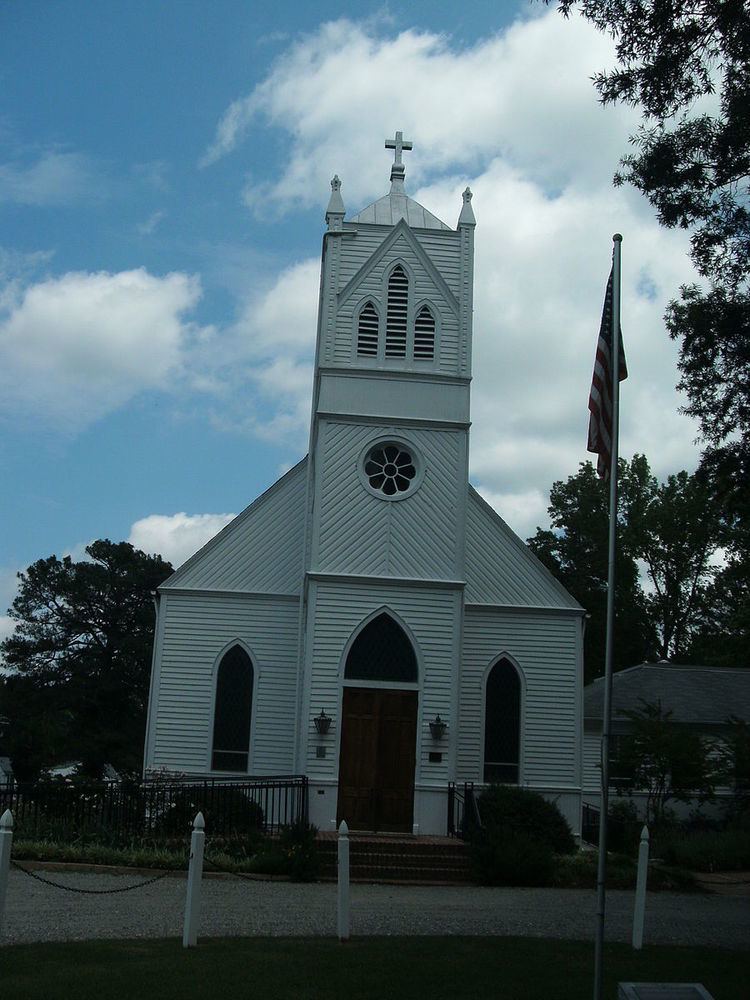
[
  {"xmin": 144, "ymin": 133, "xmax": 585, "ymax": 837},
  {"xmin": 583, "ymin": 661, "xmax": 750, "ymax": 816},
  {"xmin": 46, "ymin": 762, "xmax": 121, "ymax": 782}
]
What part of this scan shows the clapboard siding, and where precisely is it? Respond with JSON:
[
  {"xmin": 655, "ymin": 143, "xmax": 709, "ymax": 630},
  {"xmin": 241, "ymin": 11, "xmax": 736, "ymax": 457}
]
[
  {"xmin": 161, "ymin": 460, "xmax": 306, "ymax": 594},
  {"xmin": 458, "ymin": 609, "xmax": 580, "ymax": 787},
  {"xmin": 149, "ymin": 593, "xmax": 298, "ymax": 775},
  {"xmin": 304, "ymin": 581, "xmax": 461, "ymax": 783},
  {"xmin": 314, "ymin": 421, "xmax": 463, "ymax": 579},
  {"xmin": 582, "ymin": 727, "xmax": 602, "ymax": 792},
  {"xmin": 465, "ymin": 487, "xmax": 582, "ymax": 609}
]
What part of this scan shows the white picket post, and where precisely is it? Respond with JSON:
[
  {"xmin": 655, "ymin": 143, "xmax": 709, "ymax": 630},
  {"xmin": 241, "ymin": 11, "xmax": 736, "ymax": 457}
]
[
  {"xmin": 632, "ymin": 824, "xmax": 650, "ymax": 950},
  {"xmin": 183, "ymin": 811, "xmax": 205, "ymax": 948},
  {"xmin": 0, "ymin": 809, "xmax": 13, "ymax": 937},
  {"xmin": 337, "ymin": 819, "xmax": 350, "ymax": 942}
]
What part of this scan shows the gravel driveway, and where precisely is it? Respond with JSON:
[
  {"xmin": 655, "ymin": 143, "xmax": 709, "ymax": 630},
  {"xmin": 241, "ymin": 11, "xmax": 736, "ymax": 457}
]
[{"xmin": 2, "ymin": 868, "xmax": 748, "ymax": 949}]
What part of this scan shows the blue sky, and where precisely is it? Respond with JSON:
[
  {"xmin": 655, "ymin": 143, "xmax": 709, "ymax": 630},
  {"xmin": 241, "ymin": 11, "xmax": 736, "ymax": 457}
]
[{"xmin": 1, "ymin": 1, "xmax": 702, "ymax": 634}]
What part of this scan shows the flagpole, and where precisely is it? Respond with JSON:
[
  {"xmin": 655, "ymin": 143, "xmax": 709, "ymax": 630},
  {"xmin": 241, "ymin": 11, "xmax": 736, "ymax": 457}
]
[{"xmin": 593, "ymin": 233, "xmax": 622, "ymax": 1000}]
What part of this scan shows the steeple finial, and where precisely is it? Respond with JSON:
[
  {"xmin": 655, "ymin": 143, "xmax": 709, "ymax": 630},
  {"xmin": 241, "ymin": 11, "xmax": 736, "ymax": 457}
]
[
  {"xmin": 326, "ymin": 174, "xmax": 345, "ymax": 230},
  {"xmin": 385, "ymin": 130, "xmax": 413, "ymax": 191},
  {"xmin": 458, "ymin": 186, "xmax": 476, "ymax": 227}
]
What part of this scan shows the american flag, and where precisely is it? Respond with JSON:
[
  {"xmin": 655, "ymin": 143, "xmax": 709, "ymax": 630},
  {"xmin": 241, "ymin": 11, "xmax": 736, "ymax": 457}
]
[{"xmin": 587, "ymin": 266, "xmax": 627, "ymax": 479}]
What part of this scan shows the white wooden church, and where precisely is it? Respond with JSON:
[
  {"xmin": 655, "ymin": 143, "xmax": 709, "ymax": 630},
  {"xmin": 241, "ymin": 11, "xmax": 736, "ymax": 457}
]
[{"xmin": 144, "ymin": 133, "xmax": 585, "ymax": 837}]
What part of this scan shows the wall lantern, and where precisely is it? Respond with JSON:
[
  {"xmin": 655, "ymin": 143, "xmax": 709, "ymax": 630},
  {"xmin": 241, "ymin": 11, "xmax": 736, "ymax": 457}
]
[
  {"xmin": 313, "ymin": 708, "xmax": 332, "ymax": 735},
  {"xmin": 429, "ymin": 714, "xmax": 447, "ymax": 740}
]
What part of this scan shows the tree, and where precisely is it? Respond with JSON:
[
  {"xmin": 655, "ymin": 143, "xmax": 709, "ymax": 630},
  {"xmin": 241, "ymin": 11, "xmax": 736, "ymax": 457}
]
[
  {"xmin": 551, "ymin": 1, "xmax": 750, "ymax": 526},
  {"xmin": 528, "ymin": 455, "xmax": 723, "ymax": 677},
  {"xmin": 617, "ymin": 699, "xmax": 719, "ymax": 827},
  {"xmin": 0, "ymin": 540, "xmax": 173, "ymax": 779},
  {"xmin": 527, "ymin": 458, "xmax": 656, "ymax": 681}
]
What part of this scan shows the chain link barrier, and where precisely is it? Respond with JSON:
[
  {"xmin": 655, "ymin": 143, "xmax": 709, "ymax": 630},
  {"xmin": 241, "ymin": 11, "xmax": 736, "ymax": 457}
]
[{"xmin": 10, "ymin": 859, "xmax": 179, "ymax": 894}]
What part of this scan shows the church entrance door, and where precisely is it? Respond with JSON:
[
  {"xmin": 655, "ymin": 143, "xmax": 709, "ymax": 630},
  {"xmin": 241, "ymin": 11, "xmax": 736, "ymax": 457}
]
[{"xmin": 337, "ymin": 687, "xmax": 417, "ymax": 833}]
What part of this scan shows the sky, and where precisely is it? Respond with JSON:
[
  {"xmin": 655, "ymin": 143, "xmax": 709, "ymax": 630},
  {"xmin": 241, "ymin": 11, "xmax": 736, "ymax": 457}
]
[{"xmin": 0, "ymin": 1, "xmax": 703, "ymax": 640}]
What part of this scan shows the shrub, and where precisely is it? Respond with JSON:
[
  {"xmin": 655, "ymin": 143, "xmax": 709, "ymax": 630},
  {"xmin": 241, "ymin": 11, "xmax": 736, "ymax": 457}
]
[
  {"xmin": 150, "ymin": 786, "xmax": 264, "ymax": 837},
  {"xmin": 476, "ymin": 785, "xmax": 576, "ymax": 855},
  {"xmin": 279, "ymin": 820, "xmax": 319, "ymax": 881},
  {"xmin": 654, "ymin": 828, "xmax": 750, "ymax": 872},
  {"xmin": 472, "ymin": 830, "xmax": 555, "ymax": 886},
  {"xmin": 607, "ymin": 799, "xmax": 642, "ymax": 854}
]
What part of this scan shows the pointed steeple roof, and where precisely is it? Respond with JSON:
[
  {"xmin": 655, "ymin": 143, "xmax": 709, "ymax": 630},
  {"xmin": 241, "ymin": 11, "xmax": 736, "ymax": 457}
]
[{"xmin": 349, "ymin": 131, "xmax": 452, "ymax": 231}]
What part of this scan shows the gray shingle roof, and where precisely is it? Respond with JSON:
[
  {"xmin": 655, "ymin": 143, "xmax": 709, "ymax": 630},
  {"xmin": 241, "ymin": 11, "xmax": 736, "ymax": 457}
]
[{"xmin": 583, "ymin": 662, "xmax": 750, "ymax": 725}]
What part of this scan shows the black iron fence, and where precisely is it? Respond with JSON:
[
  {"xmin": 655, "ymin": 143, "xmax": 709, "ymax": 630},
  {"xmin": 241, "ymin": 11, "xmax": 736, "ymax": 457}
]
[
  {"xmin": 447, "ymin": 781, "xmax": 483, "ymax": 840},
  {"xmin": 0, "ymin": 774, "xmax": 308, "ymax": 841}
]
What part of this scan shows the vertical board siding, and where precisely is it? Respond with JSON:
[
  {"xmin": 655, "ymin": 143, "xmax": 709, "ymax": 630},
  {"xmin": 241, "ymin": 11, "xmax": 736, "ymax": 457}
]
[
  {"xmin": 458, "ymin": 609, "xmax": 580, "ymax": 788},
  {"xmin": 151, "ymin": 593, "xmax": 299, "ymax": 775},
  {"xmin": 304, "ymin": 581, "xmax": 461, "ymax": 784},
  {"xmin": 465, "ymin": 488, "xmax": 581, "ymax": 609},
  {"xmin": 165, "ymin": 460, "xmax": 307, "ymax": 594},
  {"xmin": 315, "ymin": 421, "xmax": 463, "ymax": 579}
]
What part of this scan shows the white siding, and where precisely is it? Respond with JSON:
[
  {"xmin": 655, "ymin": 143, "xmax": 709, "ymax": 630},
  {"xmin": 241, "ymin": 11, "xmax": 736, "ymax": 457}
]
[
  {"xmin": 458, "ymin": 609, "xmax": 580, "ymax": 788},
  {"xmin": 162, "ymin": 460, "xmax": 306, "ymax": 595},
  {"xmin": 465, "ymin": 487, "xmax": 581, "ymax": 609},
  {"xmin": 303, "ymin": 580, "xmax": 461, "ymax": 785},
  {"xmin": 313, "ymin": 421, "xmax": 465, "ymax": 581},
  {"xmin": 583, "ymin": 726, "xmax": 602, "ymax": 793},
  {"xmin": 149, "ymin": 592, "xmax": 299, "ymax": 775}
]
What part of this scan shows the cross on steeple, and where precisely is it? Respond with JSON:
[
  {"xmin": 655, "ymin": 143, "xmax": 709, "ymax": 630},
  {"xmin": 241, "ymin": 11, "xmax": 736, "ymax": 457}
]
[{"xmin": 385, "ymin": 130, "xmax": 412, "ymax": 184}]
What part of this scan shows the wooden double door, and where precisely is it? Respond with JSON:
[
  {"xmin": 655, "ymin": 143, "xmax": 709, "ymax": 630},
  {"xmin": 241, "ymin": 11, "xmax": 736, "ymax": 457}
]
[{"xmin": 337, "ymin": 687, "xmax": 417, "ymax": 833}]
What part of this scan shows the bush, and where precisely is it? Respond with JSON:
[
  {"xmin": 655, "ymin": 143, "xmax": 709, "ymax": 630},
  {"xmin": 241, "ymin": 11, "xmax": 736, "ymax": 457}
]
[
  {"xmin": 150, "ymin": 786, "xmax": 264, "ymax": 837},
  {"xmin": 279, "ymin": 820, "xmax": 319, "ymax": 881},
  {"xmin": 472, "ymin": 830, "xmax": 555, "ymax": 886},
  {"xmin": 654, "ymin": 828, "xmax": 750, "ymax": 872},
  {"xmin": 607, "ymin": 800, "xmax": 642, "ymax": 854},
  {"xmin": 476, "ymin": 785, "xmax": 577, "ymax": 855}
]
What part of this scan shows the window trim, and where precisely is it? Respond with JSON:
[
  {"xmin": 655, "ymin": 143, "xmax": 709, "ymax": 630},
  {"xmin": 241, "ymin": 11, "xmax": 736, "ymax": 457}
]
[
  {"xmin": 480, "ymin": 653, "xmax": 525, "ymax": 785},
  {"xmin": 357, "ymin": 436, "xmax": 425, "ymax": 502},
  {"xmin": 207, "ymin": 639, "xmax": 258, "ymax": 775},
  {"xmin": 412, "ymin": 299, "xmax": 440, "ymax": 363},
  {"xmin": 354, "ymin": 297, "xmax": 382, "ymax": 360}
]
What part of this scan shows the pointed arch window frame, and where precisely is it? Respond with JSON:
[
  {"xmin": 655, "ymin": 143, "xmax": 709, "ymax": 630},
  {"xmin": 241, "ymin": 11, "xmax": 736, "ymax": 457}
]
[
  {"xmin": 354, "ymin": 298, "xmax": 382, "ymax": 359},
  {"xmin": 480, "ymin": 653, "xmax": 525, "ymax": 785},
  {"xmin": 412, "ymin": 298, "xmax": 440, "ymax": 363},
  {"xmin": 208, "ymin": 639, "xmax": 258, "ymax": 774},
  {"xmin": 338, "ymin": 607, "xmax": 421, "ymax": 690}
]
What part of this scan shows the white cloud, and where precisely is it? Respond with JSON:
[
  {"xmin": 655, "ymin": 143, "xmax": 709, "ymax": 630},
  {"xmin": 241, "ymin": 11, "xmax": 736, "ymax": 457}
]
[
  {"xmin": 0, "ymin": 151, "xmax": 103, "ymax": 205},
  {"xmin": 0, "ymin": 268, "xmax": 204, "ymax": 431},
  {"xmin": 204, "ymin": 11, "xmax": 634, "ymax": 215},
  {"xmin": 136, "ymin": 210, "xmax": 166, "ymax": 236},
  {"xmin": 128, "ymin": 512, "xmax": 236, "ymax": 568}
]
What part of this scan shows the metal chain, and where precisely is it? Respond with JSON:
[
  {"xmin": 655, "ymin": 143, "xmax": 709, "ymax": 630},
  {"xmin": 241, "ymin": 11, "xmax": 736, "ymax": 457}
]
[{"xmin": 10, "ymin": 859, "xmax": 177, "ymax": 894}]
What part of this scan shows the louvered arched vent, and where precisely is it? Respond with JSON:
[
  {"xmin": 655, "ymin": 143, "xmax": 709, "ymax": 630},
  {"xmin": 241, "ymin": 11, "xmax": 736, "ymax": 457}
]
[
  {"xmin": 357, "ymin": 301, "xmax": 379, "ymax": 357},
  {"xmin": 385, "ymin": 266, "xmax": 408, "ymax": 358},
  {"xmin": 414, "ymin": 305, "xmax": 435, "ymax": 360}
]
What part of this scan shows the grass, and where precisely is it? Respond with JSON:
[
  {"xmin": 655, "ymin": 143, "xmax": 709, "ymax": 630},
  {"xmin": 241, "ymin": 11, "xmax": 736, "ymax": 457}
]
[{"xmin": 1, "ymin": 937, "xmax": 746, "ymax": 1000}]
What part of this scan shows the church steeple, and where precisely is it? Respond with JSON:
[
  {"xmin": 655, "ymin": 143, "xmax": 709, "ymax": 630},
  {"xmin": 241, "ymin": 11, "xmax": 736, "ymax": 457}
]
[{"xmin": 385, "ymin": 129, "xmax": 413, "ymax": 192}]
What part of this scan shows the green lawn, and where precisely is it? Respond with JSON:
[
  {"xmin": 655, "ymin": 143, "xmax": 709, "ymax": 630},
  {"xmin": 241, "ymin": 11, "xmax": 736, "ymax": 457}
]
[{"xmin": 2, "ymin": 937, "xmax": 746, "ymax": 1000}]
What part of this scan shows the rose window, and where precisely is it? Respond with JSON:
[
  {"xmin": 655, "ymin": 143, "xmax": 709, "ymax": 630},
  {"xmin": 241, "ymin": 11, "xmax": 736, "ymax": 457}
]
[{"xmin": 364, "ymin": 444, "xmax": 417, "ymax": 497}]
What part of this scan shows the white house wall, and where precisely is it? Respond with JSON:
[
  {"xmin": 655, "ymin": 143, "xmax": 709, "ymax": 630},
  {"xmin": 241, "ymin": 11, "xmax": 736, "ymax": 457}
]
[
  {"xmin": 313, "ymin": 420, "xmax": 466, "ymax": 581},
  {"xmin": 147, "ymin": 592, "xmax": 299, "ymax": 775},
  {"xmin": 465, "ymin": 488, "xmax": 581, "ymax": 609},
  {"xmin": 459, "ymin": 608, "xmax": 581, "ymax": 789},
  {"xmin": 161, "ymin": 459, "xmax": 307, "ymax": 595}
]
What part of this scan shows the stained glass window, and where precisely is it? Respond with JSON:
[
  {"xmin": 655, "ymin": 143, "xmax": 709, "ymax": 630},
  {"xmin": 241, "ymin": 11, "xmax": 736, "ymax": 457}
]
[{"xmin": 212, "ymin": 645, "xmax": 253, "ymax": 771}]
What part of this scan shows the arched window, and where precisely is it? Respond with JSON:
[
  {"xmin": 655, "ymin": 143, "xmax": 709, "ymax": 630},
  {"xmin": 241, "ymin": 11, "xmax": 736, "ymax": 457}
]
[
  {"xmin": 212, "ymin": 645, "xmax": 253, "ymax": 771},
  {"xmin": 345, "ymin": 612, "xmax": 417, "ymax": 683},
  {"xmin": 484, "ymin": 658, "xmax": 521, "ymax": 783},
  {"xmin": 413, "ymin": 305, "xmax": 435, "ymax": 360},
  {"xmin": 385, "ymin": 265, "xmax": 408, "ymax": 358},
  {"xmin": 357, "ymin": 301, "xmax": 379, "ymax": 357}
]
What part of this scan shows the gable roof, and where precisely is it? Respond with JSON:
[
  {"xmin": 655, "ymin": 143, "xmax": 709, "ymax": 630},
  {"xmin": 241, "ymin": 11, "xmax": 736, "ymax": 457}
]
[
  {"xmin": 160, "ymin": 458, "xmax": 307, "ymax": 595},
  {"xmin": 584, "ymin": 662, "xmax": 750, "ymax": 725},
  {"xmin": 465, "ymin": 486, "xmax": 583, "ymax": 611}
]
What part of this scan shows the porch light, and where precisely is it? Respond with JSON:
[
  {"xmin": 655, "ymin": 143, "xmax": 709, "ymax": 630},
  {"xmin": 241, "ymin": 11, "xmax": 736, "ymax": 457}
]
[
  {"xmin": 313, "ymin": 708, "xmax": 332, "ymax": 735},
  {"xmin": 429, "ymin": 715, "xmax": 447, "ymax": 740}
]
